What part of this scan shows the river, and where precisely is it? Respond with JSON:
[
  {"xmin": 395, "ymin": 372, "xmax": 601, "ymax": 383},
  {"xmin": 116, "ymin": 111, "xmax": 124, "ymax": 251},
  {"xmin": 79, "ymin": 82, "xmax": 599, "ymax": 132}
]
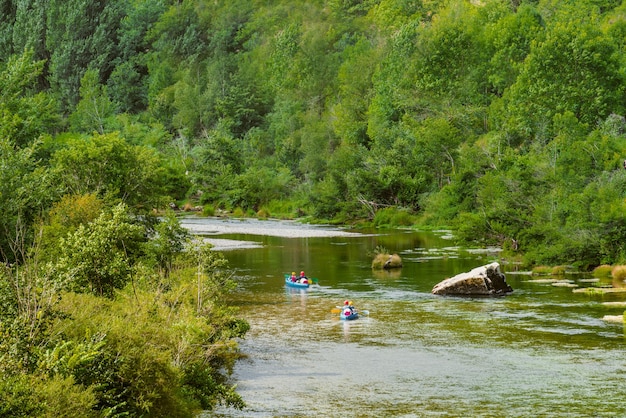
[{"xmin": 182, "ymin": 217, "xmax": 626, "ymax": 417}]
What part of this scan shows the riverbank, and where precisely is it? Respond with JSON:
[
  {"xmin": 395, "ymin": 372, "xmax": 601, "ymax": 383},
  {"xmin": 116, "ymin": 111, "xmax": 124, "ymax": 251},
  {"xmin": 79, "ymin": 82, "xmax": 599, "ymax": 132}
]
[{"xmin": 179, "ymin": 216, "xmax": 364, "ymax": 238}]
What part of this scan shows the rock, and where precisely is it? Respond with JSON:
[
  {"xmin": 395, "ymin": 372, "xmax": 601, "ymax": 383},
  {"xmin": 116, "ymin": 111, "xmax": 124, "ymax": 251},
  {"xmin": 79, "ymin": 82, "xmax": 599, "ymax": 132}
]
[
  {"xmin": 432, "ymin": 262, "xmax": 513, "ymax": 296},
  {"xmin": 383, "ymin": 254, "xmax": 402, "ymax": 269},
  {"xmin": 602, "ymin": 315, "xmax": 623, "ymax": 324},
  {"xmin": 372, "ymin": 253, "xmax": 402, "ymax": 270}
]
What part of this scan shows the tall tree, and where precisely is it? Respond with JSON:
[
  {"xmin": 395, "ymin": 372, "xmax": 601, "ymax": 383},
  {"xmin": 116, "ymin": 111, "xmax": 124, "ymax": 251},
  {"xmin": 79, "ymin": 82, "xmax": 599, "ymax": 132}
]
[
  {"xmin": 46, "ymin": 0, "xmax": 125, "ymax": 110},
  {"xmin": 0, "ymin": 137, "xmax": 55, "ymax": 263},
  {"xmin": 496, "ymin": 18, "xmax": 625, "ymax": 141},
  {"xmin": 69, "ymin": 68, "xmax": 115, "ymax": 134},
  {"xmin": 0, "ymin": 50, "xmax": 60, "ymax": 147}
]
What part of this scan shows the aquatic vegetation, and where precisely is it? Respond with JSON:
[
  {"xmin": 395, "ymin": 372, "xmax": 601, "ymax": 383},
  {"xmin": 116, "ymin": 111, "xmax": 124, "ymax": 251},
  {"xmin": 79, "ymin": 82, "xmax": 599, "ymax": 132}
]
[
  {"xmin": 593, "ymin": 264, "xmax": 613, "ymax": 278},
  {"xmin": 611, "ymin": 265, "xmax": 626, "ymax": 281},
  {"xmin": 531, "ymin": 266, "xmax": 553, "ymax": 275}
]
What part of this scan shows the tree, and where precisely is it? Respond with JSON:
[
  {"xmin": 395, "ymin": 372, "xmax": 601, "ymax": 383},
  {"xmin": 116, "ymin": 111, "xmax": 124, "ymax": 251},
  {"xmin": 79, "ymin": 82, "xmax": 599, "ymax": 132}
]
[
  {"xmin": 0, "ymin": 0, "xmax": 16, "ymax": 58},
  {"xmin": 0, "ymin": 50, "xmax": 60, "ymax": 147},
  {"xmin": 143, "ymin": 209, "xmax": 190, "ymax": 275},
  {"xmin": 12, "ymin": 0, "xmax": 48, "ymax": 71},
  {"xmin": 109, "ymin": 0, "xmax": 168, "ymax": 113},
  {"xmin": 332, "ymin": 35, "xmax": 377, "ymax": 148},
  {"xmin": 484, "ymin": 3, "xmax": 544, "ymax": 96},
  {"xmin": 69, "ymin": 68, "xmax": 116, "ymax": 134},
  {"xmin": 497, "ymin": 18, "xmax": 625, "ymax": 140},
  {"xmin": 51, "ymin": 132, "xmax": 168, "ymax": 209},
  {"xmin": 46, "ymin": 0, "xmax": 125, "ymax": 110},
  {"xmin": 0, "ymin": 137, "xmax": 56, "ymax": 263}
]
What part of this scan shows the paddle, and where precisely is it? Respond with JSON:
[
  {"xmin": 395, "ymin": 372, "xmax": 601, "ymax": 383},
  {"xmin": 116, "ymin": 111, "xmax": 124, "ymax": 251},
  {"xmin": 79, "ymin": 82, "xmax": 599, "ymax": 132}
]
[{"xmin": 330, "ymin": 307, "xmax": 369, "ymax": 315}]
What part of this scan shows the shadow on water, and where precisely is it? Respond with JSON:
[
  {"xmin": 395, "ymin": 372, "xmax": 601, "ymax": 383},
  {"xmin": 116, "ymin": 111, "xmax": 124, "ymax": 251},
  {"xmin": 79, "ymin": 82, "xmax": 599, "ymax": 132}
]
[{"xmin": 184, "ymin": 218, "xmax": 626, "ymax": 417}]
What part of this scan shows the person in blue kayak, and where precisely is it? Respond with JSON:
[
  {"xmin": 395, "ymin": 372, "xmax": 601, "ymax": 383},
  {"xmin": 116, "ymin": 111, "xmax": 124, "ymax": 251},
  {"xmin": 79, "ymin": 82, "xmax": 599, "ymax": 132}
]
[
  {"xmin": 290, "ymin": 272, "xmax": 297, "ymax": 282},
  {"xmin": 299, "ymin": 271, "xmax": 308, "ymax": 284},
  {"xmin": 343, "ymin": 300, "xmax": 355, "ymax": 315}
]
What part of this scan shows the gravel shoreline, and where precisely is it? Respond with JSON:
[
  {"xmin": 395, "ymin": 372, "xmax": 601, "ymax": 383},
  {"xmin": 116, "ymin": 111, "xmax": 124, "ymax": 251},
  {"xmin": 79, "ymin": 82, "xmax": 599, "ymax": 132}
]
[
  {"xmin": 180, "ymin": 217, "xmax": 363, "ymax": 238},
  {"xmin": 179, "ymin": 217, "xmax": 364, "ymax": 250}
]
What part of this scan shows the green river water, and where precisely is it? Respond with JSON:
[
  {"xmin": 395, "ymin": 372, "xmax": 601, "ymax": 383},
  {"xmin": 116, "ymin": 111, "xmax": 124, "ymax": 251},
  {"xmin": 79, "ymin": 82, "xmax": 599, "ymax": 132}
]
[{"xmin": 184, "ymin": 217, "xmax": 626, "ymax": 418}]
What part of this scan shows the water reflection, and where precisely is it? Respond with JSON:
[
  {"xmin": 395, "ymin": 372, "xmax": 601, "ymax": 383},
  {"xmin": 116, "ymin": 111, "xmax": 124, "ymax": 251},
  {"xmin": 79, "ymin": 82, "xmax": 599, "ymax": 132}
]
[{"xmin": 371, "ymin": 268, "xmax": 402, "ymax": 280}]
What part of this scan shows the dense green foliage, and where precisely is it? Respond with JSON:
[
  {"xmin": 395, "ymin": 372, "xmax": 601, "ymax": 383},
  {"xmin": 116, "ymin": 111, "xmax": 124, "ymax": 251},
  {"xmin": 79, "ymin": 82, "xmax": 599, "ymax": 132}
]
[
  {"xmin": 0, "ymin": 200, "xmax": 248, "ymax": 416},
  {"xmin": 2, "ymin": 0, "xmax": 626, "ymax": 414},
  {"xmin": 2, "ymin": 0, "xmax": 626, "ymax": 267}
]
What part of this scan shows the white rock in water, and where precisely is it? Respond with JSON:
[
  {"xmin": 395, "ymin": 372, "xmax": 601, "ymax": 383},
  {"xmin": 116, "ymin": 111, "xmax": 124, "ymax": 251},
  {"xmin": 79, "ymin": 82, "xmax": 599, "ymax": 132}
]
[{"xmin": 432, "ymin": 262, "xmax": 513, "ymax": 296}]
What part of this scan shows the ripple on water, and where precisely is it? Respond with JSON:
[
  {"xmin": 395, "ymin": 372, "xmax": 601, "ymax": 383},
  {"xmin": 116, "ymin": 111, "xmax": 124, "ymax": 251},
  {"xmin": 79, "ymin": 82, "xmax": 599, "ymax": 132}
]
[{"xmin": 186, "ymin": 218, "xmax": 626, "ymax": 417}]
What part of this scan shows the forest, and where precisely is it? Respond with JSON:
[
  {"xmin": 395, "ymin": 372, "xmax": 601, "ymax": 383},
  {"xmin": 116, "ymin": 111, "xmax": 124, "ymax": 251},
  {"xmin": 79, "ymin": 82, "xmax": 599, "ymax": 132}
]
[{"xmin": 1, "ymin": 0, "xmax": 626, "ymax": 415}]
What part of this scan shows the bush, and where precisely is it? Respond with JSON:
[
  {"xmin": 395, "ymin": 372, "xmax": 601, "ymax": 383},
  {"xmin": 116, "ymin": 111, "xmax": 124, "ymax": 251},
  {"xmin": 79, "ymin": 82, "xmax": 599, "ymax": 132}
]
[
  {"xmin": 256, "ymin": 207, "xmax": 270, "ymax": 219},
  {"xmin": 371, "ymin": 253, "xmax": 388, "ymax": 269},
  {"xmin": 611, "ymin": 265, "xmax": 626, "ymax": 281},
  {"xmin": 373, "ymin": 207, "xmax": 415, "ymax": 227},
  {"xmin": 532, "ymin": 266, "xmax": 552, "ymax": 275},
  {"xmin": 0, "ymin": 374, "xmax": 97, "ymax": 418},
  {"xmin": 203, "ymin": 204, "xmax": 215, "ymax": 216},
  {"xmin": 0, "ymin": 375, "xmax": 44, "ymax": 417},
  {"xmin": 265, "ymin": 200, "xmax": 291, "ymax": 218},
  {"xmin": 593, "ymin": 264, "xmax": 613, "ymax": 277},
  {"xmin": 53, "ymin": 203, "xmax": 145, "ymax": 297},
  {"xmin": 371, "ymin": 252, "xmax": 402, "ymax": 270}
]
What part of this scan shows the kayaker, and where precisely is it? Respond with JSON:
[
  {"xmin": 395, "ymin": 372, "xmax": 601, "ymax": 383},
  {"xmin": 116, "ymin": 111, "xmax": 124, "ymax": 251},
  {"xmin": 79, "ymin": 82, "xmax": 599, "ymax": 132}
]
[
  {"xmin": 291, "ymin": 272, "xmax": 297, "ymax": 282},
  {"xmin": 299, "ymin": 271, "xmax": 308, "ymax": 284},
  {"xmin": 343, "ymin": 300, "xmax": 355, "ymax": 315}
]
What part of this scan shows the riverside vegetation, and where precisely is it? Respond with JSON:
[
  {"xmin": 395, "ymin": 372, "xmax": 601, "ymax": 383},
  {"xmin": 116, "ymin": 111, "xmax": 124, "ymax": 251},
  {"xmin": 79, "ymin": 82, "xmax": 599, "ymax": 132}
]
[{"xmin": 3, "ymin": 0, "xmax": 626, "ymax": 415}]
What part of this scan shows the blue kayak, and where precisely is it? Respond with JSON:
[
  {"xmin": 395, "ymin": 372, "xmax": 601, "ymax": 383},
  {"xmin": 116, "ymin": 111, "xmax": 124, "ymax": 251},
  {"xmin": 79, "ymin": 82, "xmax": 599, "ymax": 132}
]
[
  {"xmin": 340, "ymin": 310, "xmax": 359, "ymax": 320},
  {"xmin": 284, "ymin": 275, "xmax": 310, "ymax": 288}
]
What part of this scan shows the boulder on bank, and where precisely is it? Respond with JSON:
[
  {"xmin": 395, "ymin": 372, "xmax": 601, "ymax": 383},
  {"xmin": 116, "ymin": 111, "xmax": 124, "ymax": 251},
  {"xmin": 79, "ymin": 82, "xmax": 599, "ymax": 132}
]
[{"xmin": 432, "ymin": 262, "xmax": 512, "ymax": 296}]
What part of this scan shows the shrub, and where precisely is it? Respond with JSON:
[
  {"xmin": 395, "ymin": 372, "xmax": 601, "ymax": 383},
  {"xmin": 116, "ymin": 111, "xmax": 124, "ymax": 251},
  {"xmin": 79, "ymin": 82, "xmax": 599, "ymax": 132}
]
[
  {"xmin": 257, "ymin": 207, "xmax": 270, "ymax": 219},
  {"xmin": 53, "ymin": 243, "xmax": 249, "ymax": 416},
  {"xmin": 532, "ymin": 265, "xmax": 552, "ymax": 275},
  {"xmin": 373, "ymin": 207, "xmax": 415, "ymax": 227},
  {"xmin": 0, "ymin": 374, "xmax": 97, "ymax": 417},
  {"xmin": 372, "ymin": 253, "xmax": 389, "ymax": 269},
  {"xmin": 0, "ymin": 375, "xmax": 44, "ymax": 417},
  {"xmin": 54, "ymin": 203, "xmax": 145, "ymax": 297},
  {"xmin": 593, "ymin": 264, "xmax": 613, "ymax": 277},
  {"xmin": 371, "ymin": 252, "xmax": 402, "ymax": 270},
  {"xmin": 203, "ymin": 204, "xmax": 215, "ymax": 216},
  {"xmin": 266, "ymin": 199, "xmax": 302, "ymax": 219},
  {"xmin": 611, "ymin": 265, "xmax": 626, "ymax": 281}
]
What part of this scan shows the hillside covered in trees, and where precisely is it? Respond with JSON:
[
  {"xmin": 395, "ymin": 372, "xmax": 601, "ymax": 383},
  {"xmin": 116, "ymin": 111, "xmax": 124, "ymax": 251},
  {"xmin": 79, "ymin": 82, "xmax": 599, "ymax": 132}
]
[
  {"xmin": 3, "ymin": 0, "xmax": 626, "ymax": 267},
  {"xmin": 1, "ymin": 0, "xmax": 626, "ymax": 413}
]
